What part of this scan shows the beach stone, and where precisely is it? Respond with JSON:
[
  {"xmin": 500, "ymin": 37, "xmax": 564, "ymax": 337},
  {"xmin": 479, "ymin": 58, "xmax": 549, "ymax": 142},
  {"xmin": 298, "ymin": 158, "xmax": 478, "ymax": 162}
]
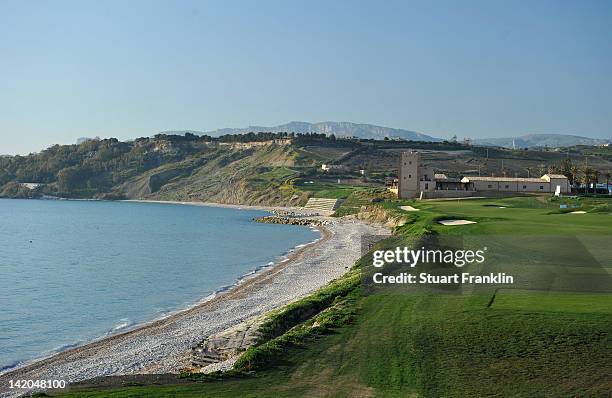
[
  {"xmin": 190, "ymin": 316, "xmax": 263, "ymax": 368},
  {"xmin": 253, "ymin": 215, "xmax": 327, "ymax": 226}
]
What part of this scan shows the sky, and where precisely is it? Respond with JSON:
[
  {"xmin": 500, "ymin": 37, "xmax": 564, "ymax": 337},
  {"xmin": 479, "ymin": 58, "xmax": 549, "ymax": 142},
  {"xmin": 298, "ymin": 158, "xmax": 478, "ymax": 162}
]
[{"xmin": 1, "ymin": 0, "xmax": 611, "ymax": 155}]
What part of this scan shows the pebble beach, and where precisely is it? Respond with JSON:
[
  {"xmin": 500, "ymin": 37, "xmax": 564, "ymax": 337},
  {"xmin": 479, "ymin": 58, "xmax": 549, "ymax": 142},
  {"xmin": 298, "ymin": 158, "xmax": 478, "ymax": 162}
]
[{"xmin": 0, "ymin": 208, "xmax": 386, "ymax": 398}]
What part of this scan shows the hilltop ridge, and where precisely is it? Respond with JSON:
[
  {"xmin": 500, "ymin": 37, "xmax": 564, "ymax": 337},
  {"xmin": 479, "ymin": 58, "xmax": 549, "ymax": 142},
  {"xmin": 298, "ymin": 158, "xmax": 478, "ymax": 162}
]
[
  {"xmin": 474, "ymin": 133, "xmax": 610, "ymax": 149},
  {"xmin": 192, "ymin": 121, "xmax": 440, "ymax": 142},
  {"xmin": 161, "ymin": 123, "xmax": 610, "ymax": 149},
  {"xmin": 1, "ymin": 132, "xmax": 610, "ymax": 205}
]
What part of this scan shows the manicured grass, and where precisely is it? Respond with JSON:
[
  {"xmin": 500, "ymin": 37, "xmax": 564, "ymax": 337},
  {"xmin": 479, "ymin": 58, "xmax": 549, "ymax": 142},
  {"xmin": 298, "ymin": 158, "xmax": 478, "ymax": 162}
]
[
  {"xmin": 295, "ymin": 181, "xmax": 367, "ymax": 199},
  {"xmin": 412, "ymin": 196, "xmax": 612, "ymax": 235},
  {"xmin": 56, "ymin": 196, "xmax": 612, "ymax": 398},
  {"xmin": 492, "ymin": 290, "xmax": 612, "ymax": 313}
]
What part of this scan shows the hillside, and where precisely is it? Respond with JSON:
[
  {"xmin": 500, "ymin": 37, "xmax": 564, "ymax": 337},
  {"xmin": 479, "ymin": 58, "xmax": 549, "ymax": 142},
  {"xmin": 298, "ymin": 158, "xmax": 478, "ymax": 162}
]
[
  {"xmin": 0, "ymin": 134, "xmax": 315, "ymax": 205},
  {"xmin": 474, "ymin": 133, "xmax": 610, "ymax": 148},
  {"xmin": 1, "ymin": 133, "xmax": 610, "ymax": 203},
  {"xmin": 201, "ymin": 121, "xmax": 441, "ymax": 141}
]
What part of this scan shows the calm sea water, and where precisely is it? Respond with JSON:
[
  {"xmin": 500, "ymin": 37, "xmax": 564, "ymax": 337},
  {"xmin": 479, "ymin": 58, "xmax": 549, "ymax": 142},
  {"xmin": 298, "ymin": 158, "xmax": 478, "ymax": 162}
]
[{"xmin": 0, "ymin": 199, "xmax": 318, "ymax": 371}]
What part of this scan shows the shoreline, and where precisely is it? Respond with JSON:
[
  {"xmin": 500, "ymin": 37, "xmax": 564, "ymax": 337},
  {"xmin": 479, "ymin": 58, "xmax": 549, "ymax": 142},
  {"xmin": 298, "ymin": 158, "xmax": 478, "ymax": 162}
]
[
  {"xmin": 0, "ymin": 222, "xmax": 325, "ymax": 377},
  {"xmin": 122, "ymin": 199, "xmax": 325, "ymax": 214},
  {"xmin": 0, "ymin": 200, "xmax": 385, "ymax": 398},
  {"xmin": 0, "ymin": 199, "xmax": 323, "ymax": 372}
]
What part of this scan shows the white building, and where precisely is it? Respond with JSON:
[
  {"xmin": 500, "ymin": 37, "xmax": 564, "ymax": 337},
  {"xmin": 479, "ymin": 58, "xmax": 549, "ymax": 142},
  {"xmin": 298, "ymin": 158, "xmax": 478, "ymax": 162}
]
[{"xmin": 395, "ymin": 151, "xmax": 570, "ymax": 199}]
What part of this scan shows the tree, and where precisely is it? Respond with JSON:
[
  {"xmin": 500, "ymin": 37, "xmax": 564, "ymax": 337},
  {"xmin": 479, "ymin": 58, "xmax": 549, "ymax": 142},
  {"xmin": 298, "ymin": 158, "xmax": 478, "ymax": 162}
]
[
  {"xmin": 579, "ymin": 169, "xmax": 589, "ymax": 194},
  {"xmin": 570, "ymin": 165, "xmax": 579, "ymax": 187},
  {"xmin": 538, "ymin": 163, "xmax": 546, "ymax": 177},
  {"xmin": 581, "ymin": 167, "xmax": 597, "ymax": 194},
  {"xmin": 556, "ymin": 158, "xmax": 574, "ymax": 185}
]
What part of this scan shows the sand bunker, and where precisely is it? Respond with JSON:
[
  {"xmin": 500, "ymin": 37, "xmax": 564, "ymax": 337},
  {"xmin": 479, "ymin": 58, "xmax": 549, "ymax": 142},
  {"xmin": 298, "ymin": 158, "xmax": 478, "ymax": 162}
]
[
  {"xmin": 400, "ymin": 205, "xmax": 420, "ymax": 212},
  {"xmin": 569, "ymin": 211, "xmax": 586, "ymax": 214},
  {"xmin": 438, "ymin": 219, "xmax": 477, "ymax": 226}
]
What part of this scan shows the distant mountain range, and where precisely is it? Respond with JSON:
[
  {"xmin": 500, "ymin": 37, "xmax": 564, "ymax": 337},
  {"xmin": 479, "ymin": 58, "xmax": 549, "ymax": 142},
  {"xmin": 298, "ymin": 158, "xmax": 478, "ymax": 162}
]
[
  {"xmin": 162, "ymin": 122, "xmax": 610, "ymax": 148},
  {"xmin": 473, "ymin": 134, "xmax": 610, "ymax": 149},
  {"xmin": 194, "ymin": 121, "xmax": 440, "ymax": 142}
]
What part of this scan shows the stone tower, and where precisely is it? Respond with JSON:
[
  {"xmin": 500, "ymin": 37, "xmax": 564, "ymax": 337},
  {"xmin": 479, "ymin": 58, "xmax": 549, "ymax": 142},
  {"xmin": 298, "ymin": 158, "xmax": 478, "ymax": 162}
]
[{"xmin": 398, "ymin": 151, "xmax": 420, "ymax": 199}]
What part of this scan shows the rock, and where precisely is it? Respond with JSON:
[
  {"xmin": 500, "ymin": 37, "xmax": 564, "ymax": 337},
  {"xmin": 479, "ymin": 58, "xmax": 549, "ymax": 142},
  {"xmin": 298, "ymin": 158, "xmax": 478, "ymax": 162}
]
[
  {"xmin": 253, "ymin": 216, "xmax": 326, "ymax": 226},
  {"xmin": 190, "ymin": 317, "xmax": 263, "ymax": 369}
]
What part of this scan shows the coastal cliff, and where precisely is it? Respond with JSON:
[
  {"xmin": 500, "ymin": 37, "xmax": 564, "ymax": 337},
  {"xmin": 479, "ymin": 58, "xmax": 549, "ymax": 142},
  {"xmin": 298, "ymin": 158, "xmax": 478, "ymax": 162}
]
[
  {"xmin": 353, "ymin": 205, "xmax": 408, "ymax": 229},
  {"xmin": 3, "ymin": 132, "xmax": 609, "ymax": 207}
]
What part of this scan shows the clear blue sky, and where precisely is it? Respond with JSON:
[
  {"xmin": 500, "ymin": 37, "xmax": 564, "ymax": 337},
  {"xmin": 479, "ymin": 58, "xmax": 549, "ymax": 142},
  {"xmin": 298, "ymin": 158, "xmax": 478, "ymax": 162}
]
[{"xmin": 1, "ymin": 0, "xmax": 611, "ymax": 154}]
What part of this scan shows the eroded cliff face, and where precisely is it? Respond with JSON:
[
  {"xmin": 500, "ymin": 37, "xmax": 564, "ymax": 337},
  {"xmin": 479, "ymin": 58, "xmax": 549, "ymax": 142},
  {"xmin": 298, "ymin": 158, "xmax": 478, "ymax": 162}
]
[
  {"xmin": 114, "ymin": 144, "xmax": 309, "ymax": 207},
  {"xmin": 354, "ymin": 206, "xmax": 408, "ymax": 229}
]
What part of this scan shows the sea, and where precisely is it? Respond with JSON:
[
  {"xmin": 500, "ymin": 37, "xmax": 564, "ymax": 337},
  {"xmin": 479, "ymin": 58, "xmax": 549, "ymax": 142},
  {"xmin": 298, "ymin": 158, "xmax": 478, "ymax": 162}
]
[{"xmin": 0, "ymin": 199, "xmax": 319, "ymax": 372}]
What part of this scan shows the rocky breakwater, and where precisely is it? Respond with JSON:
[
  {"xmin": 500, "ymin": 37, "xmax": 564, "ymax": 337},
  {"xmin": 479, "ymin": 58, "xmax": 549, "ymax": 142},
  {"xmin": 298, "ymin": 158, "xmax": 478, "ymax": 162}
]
[{"xmin": 253, "ymin": 215, "xmax": 330, "ymax": 226}]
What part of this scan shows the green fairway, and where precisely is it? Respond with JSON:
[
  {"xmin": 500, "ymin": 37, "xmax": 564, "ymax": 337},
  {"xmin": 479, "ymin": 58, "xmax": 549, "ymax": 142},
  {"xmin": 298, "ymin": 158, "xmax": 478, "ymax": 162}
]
[
  {"xmin": 295, "ymin": 181, "xmax": 369, "ymax": 199},
  {"xmin": 492, "ymin": 290, "xmax": 612, "ymax": 313},
  {"xmin": 413, "ymin": 196, "xmax": 612, "ymax": 235},
  {"xmin": 55, "ymin": 196, "xmax": 612, "ymax": 398}
]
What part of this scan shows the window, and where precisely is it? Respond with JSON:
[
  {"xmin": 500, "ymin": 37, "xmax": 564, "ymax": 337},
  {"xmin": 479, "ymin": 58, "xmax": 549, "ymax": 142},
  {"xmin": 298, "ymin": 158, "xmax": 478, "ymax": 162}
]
[
  {"xmin": 408, "ymin": 174, "xmax": 411, "ymax": 178},
  {"xmin": 425, "ymin": 183, "xmax": 429, "ymax": 190},
  {"xmin": 409, "ymin": 161, "xmax": 412, "ymax": 165},
  {"xmin": 540, "ymin": 185, "xmax": 544, "ymax": 190},
  {"xmin": 505, "ymin": 185, "xmax": 509, "ymax": 189},
  {"xmin": 404, "ymin": 162, "xmax": 407, "ymax": 166},
  {"xmin": 523, "ymin": 185, "xmax": 527, "ymax": 189},
  {"xmin": 487, "ymin": 184, "xmax": 492, "ymax": 189}
]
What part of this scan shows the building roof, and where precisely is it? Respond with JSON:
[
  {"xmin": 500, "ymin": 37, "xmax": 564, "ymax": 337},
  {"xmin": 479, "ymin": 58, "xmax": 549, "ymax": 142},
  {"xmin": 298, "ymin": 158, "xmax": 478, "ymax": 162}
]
[
  {"xmin": 542, "ymin": 174, "xmax": 568, "ymax": 179},
  {"xmin": 461, "ymin": 176, "xmax": 547, "ymax": 183},
  {"xmin": 434, "ymin": 173, "xmax": 463, "ymax": 182}
]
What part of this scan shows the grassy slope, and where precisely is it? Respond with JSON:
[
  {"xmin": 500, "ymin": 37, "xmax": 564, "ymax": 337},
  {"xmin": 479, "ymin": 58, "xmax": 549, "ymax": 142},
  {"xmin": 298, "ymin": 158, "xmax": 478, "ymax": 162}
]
[
  {"xmin": 114, "ymin": 144, "xmax": 320, "ymax": 206},
  {"xmin": 56, "ymin": 197, "xmax": 612, "ymax": 398}
]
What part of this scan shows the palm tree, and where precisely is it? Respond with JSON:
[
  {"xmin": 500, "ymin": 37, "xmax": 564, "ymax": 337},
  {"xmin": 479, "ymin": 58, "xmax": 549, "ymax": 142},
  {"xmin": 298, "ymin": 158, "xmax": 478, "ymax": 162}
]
[
  {"xmin": 570, "ymin": 165, "xmax": 579, "ymax": 187},
  {"xmin": 582, "ymin": 167, "xmax": 597, "ymax": 194},
  {"xmin": 580, "ymin": 168, "xmax": 589, "ymax": 194}
]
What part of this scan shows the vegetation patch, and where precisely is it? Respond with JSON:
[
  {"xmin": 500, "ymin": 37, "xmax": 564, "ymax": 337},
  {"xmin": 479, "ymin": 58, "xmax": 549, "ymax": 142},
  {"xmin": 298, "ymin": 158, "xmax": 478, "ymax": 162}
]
[{"xmin": 233, "ymin": 270, "xmax": 363, "ymax": 371}]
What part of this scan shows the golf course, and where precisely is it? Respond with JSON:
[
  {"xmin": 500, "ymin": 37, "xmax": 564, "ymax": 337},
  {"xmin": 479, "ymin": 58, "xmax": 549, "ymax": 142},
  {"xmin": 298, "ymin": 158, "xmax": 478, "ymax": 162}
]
[{"xmin": 53, "ymin": 196, "xmax": 612, "ymax": 398}]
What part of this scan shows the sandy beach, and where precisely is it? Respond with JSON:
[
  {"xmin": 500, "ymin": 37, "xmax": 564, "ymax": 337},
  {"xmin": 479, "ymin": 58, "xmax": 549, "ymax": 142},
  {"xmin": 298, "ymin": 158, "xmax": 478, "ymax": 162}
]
[
  {"xmin": 0, "ymin": 202, "xmax": 386, "ymax": 398},
  {"xmin": 125, "ymin": 199, "xmax": 323, "ymax": 213}
]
